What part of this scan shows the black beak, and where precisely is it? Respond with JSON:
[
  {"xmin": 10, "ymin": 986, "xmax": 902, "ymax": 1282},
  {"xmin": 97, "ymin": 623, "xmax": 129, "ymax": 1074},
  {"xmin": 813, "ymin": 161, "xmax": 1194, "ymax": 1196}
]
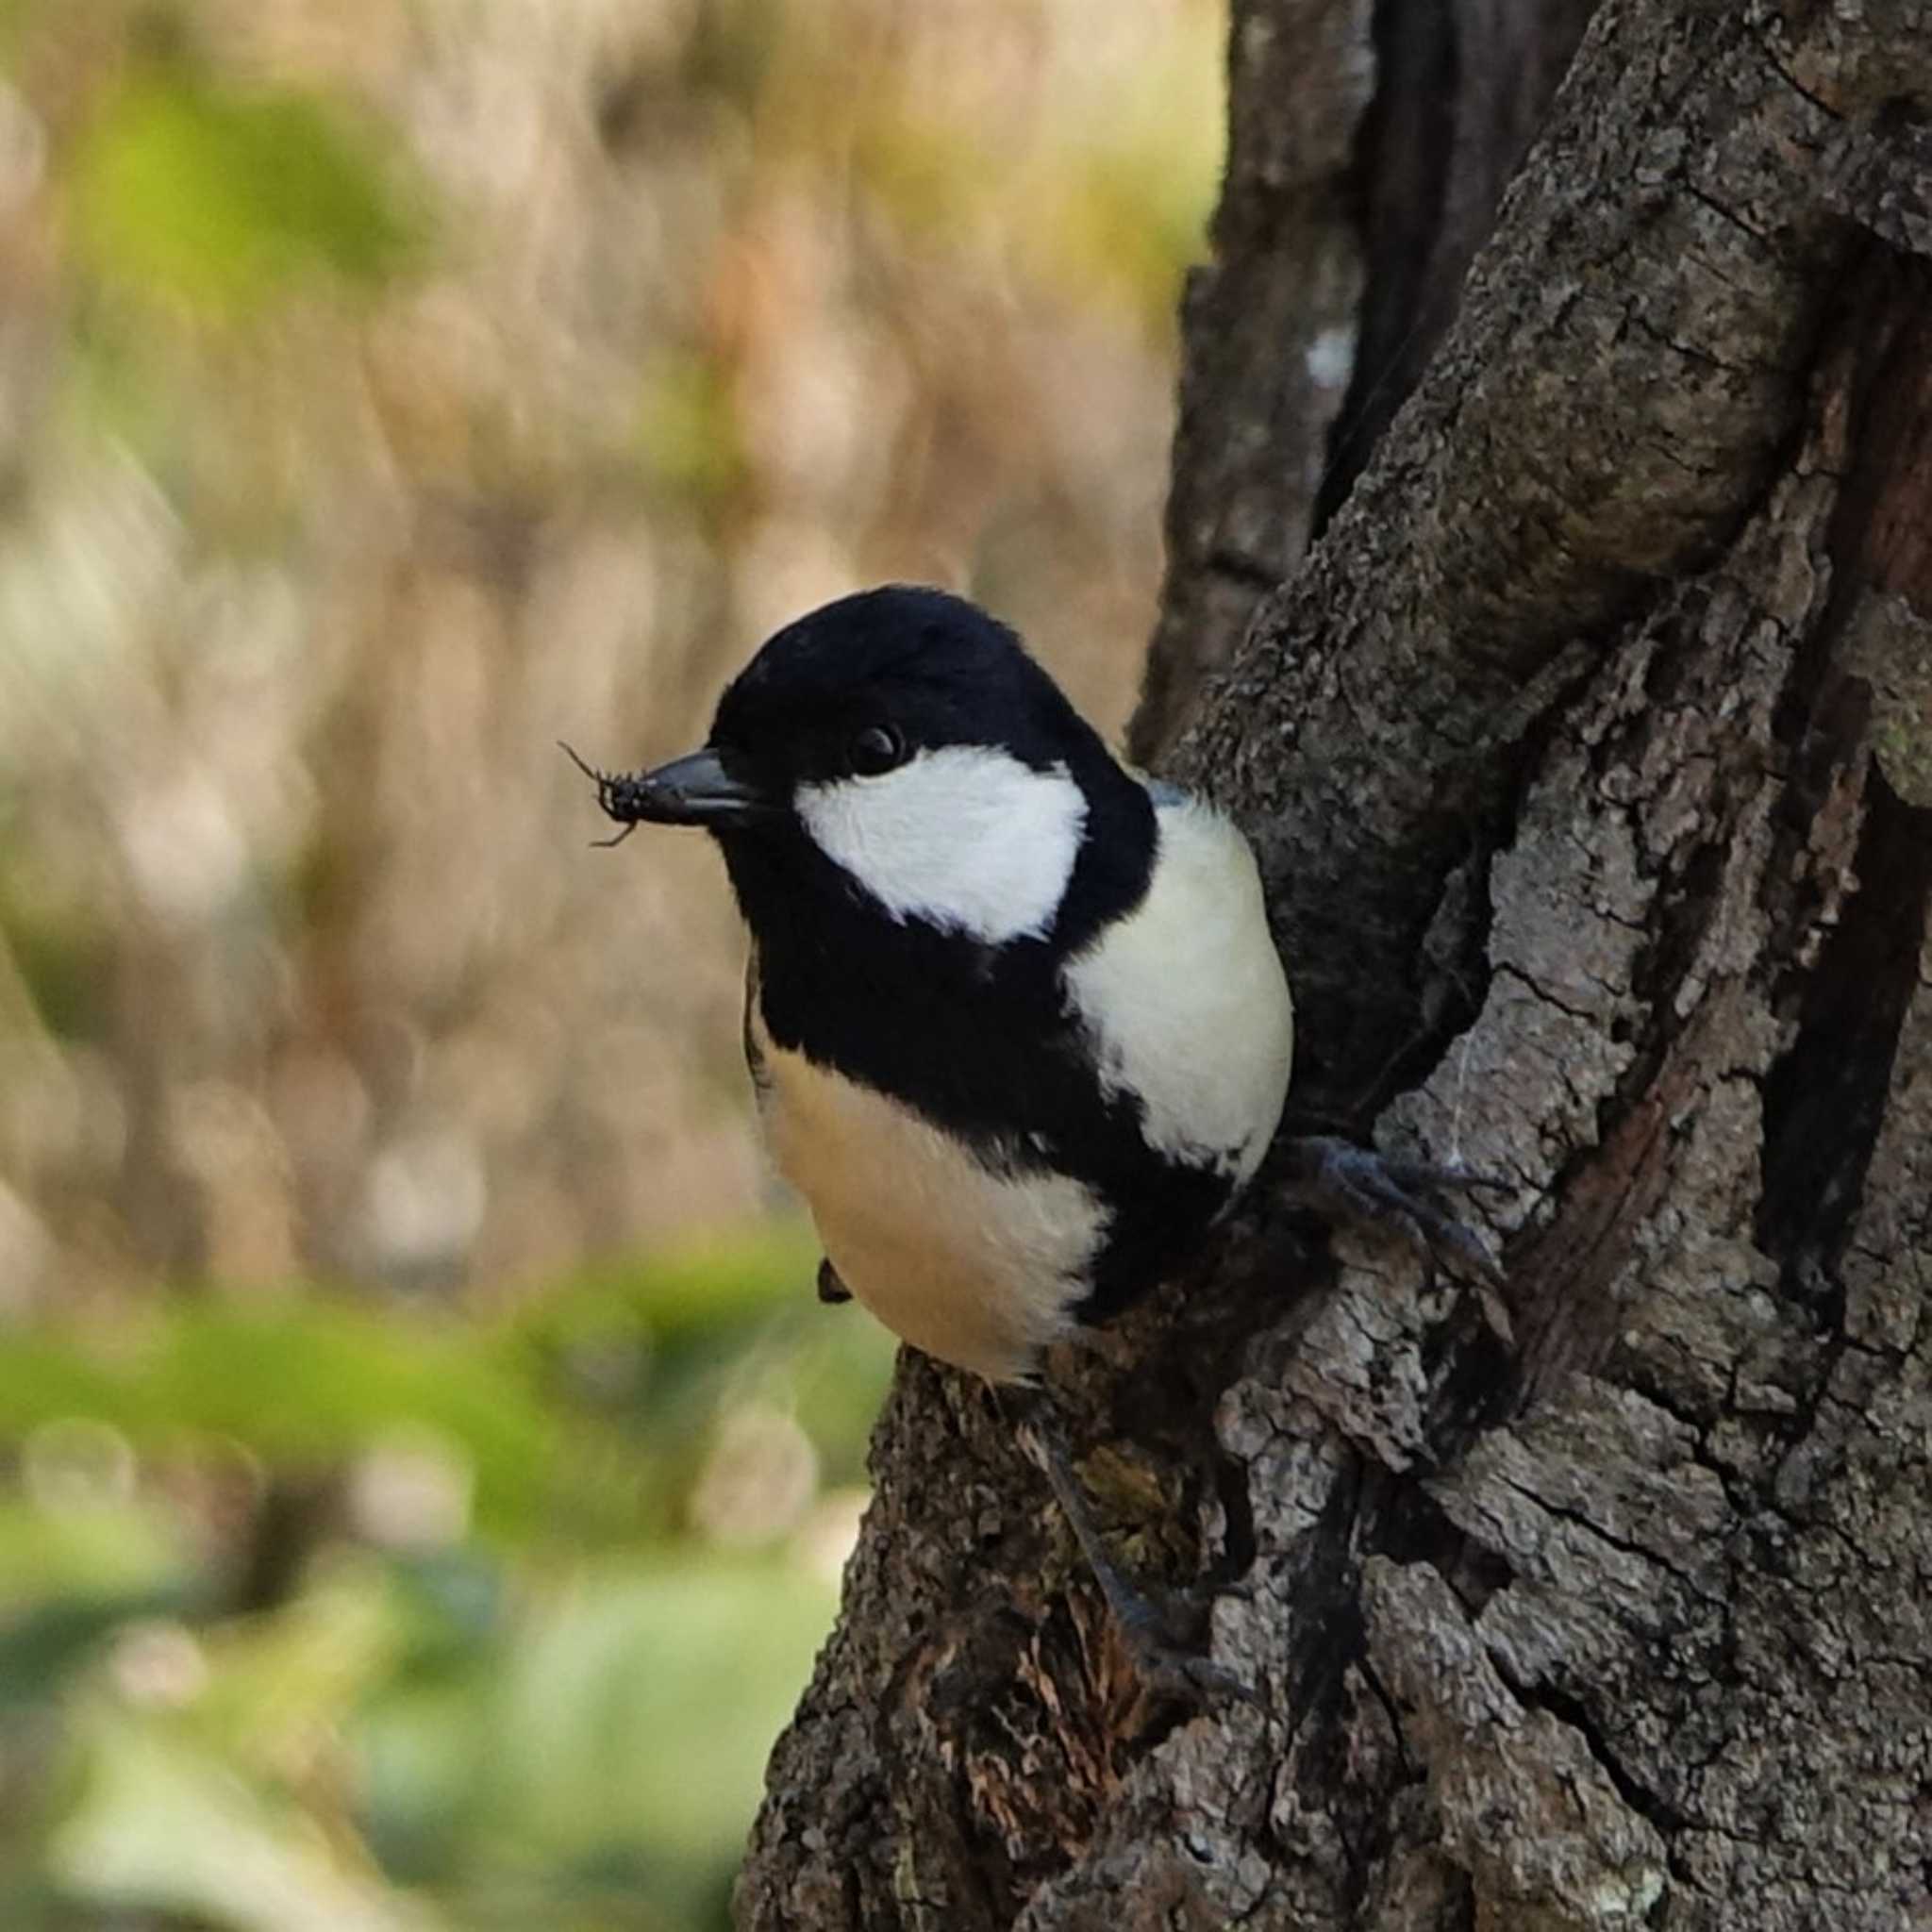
[{"xmin": 561, "ymin": 742, "xmax": 773, "ymax": 845}]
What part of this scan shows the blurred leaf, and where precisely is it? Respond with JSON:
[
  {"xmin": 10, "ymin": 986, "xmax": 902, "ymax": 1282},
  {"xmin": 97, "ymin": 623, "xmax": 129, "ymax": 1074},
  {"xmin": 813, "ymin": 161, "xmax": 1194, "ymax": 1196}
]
[
  {"xmin": 47, "ymin": 1712, "xmax": 445, "ymax": 1932},
  {"xmin": 0, "ymin": 1494, "xmax": 188, "ymax": 1615},
  {"xmin": 152, "ymin": 1307, "xmax": 547, "ymax": 1523},
  {"xmin": 527, "ymin": 1223, "xmax": 820, "ymax": 1349},
  {"xmin": 776, "ymin": 1308, "xmax": 897, "ymax": 1490},
  {"xmin": 0, "ymin": 1226, "xmax": 879, "ymax": 1555},
  {"xmin": 485, "ymin": 1557, "xmax": 835, "ymax": 1864},
  {"xmin": 0, "ymin": 1587, "xmax": 195, "ymax": 1712},
  {"xmin": 357, "ymin": 1552, "xmax": 835, "ymax": 1922},
  {"xmin": 357, "ymin": 1675, "xmax": 490, "ymax": 1888},
  {"xmin": 0, "ymin": 1304, "xmax": 579, "ymax": 1533},
  {"xmin": 0, "ymin": 1336, "xmax": 146, "ymax": 1432},
  {"xmin": 318, "ymin": 1549, "xmax": 841, "ymax": 1924},
  {"xmin": 70, "ymin": 72, "xmax": 421, "ymax": 314},
  {"xmin": 515, "ymin": 1224, "xmax": 895, "ymax": 1502},
  {"xmin": 189, "ymin": 1562, "xmax": 408, "ymax": 1761},
  {"xmin": 384, "ymin": 1551, "xmax": 505, "ymax": 1672}
]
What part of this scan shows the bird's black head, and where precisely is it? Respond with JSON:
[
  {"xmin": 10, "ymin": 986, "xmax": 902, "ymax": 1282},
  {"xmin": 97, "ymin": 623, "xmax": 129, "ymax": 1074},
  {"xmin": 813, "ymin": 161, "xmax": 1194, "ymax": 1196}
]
[
  {"xmin": 710, "ymin": 586, "xmax": 1095, "ymax": 798},
  {"xmin": 575, "ymin": 586, "xmax": 1153, "ymax": 958}
]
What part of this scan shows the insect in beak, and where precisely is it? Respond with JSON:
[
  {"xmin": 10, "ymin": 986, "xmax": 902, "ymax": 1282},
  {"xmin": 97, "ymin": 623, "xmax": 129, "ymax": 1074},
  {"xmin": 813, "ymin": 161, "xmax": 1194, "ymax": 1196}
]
[{"xmin": 561, "ymin": 741, "xmax": 775, "ymax": 842}]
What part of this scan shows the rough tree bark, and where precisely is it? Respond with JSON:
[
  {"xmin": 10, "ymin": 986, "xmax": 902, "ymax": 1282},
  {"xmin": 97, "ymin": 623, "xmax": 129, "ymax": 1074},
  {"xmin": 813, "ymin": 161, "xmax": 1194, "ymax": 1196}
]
[
  {"xmin": 738, "ymin": 4, "xmax": 1932, "ymax": 1928},
  {"xmin": 1133, "ymin": 0, "xmax": 1596, "ymax": 764}
]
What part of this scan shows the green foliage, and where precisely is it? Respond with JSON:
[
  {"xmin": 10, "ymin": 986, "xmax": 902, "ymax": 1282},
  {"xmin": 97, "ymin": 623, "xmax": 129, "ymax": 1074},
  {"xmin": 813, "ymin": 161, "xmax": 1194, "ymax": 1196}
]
[
  {"xmin": 375, "ymin": 1556, "xmax": 838, "ymax": 1902},
  {"xmin": 0, "ymin": 1306, "xmax": 564, "ymax": 1532},
  {"xmin": 516, "ymin": 1223, "xmax": 895, "ymax": 1532},
  {"xmin": 70, "ymin": 71, "xmax": 422, "ymax": 314},
  {"xmin": 0, "ymin": 1229, "xmax": 894, "ymax": 1931},
  {"xmin": 48, "ymin": 1709, "xmax": 441, "ymax": 1932}
]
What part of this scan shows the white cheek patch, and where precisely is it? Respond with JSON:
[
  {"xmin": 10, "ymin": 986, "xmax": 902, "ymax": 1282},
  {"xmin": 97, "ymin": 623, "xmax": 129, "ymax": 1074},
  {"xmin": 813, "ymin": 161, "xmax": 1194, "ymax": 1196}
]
[{"xmin": 795, "ymin": 745, "xmax": 1088, "ymax": 943}]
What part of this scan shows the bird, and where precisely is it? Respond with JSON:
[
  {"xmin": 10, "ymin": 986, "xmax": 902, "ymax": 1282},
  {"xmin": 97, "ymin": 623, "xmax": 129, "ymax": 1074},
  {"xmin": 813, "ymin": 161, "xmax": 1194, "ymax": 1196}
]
[{"xmin": 566, "ymin": 585, "xmax": 1495, "ymax": 1696}]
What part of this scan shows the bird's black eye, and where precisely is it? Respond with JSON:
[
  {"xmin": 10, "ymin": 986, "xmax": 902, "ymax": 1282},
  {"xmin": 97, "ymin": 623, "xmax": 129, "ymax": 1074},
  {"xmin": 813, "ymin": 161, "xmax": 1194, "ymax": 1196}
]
[{"xmin": 849, "ymin": 724, "xmax": 908, "ymax": 776}]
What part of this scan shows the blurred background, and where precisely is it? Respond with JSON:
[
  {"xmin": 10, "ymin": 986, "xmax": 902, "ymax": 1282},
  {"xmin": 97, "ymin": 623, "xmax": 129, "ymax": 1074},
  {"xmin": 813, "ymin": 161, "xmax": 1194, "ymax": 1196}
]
[{"xmin": 0, "ymin": 0, "xmax": 1223, "ymax": 1924}]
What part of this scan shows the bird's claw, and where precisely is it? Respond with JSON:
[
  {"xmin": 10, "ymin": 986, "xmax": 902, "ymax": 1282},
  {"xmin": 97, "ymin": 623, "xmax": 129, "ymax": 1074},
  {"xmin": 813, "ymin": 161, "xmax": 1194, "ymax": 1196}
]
[
  {"xmin": 1013, "ymin": 1400, "xmax": 1254, "ymax": 1707},
  {"xmin": 1282, "ymin": 1135, "xmax": 1507, "ymax": 1288},
  {"xmin": 1113, "ymin": 1606, "xmax": 1258, "ymax": 1708}
]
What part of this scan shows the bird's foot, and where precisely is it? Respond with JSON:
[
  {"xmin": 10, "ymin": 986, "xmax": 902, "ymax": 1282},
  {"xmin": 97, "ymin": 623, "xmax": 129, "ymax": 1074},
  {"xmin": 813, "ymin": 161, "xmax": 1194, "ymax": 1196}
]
[
  {"xmin": 1279, "ymin": 1135, "xmax": 1513, "ymax": 1339},
  {"xmin": 1011, "ymin": 1394, "xmax": 1255, "ymax": 1709},
  {"xmin": 1103, "ymin": 1591, "xmax": 1257, "ymax": 1708},
  {"xmin": 1280, "ymin": 1135, "xmax": 1507, "ymax": 1285}
]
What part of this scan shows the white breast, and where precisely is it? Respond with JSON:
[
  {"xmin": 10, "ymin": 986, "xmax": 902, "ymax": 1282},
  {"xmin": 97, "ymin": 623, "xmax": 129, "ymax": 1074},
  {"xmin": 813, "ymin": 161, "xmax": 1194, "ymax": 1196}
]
[
  {"xmin": 1060, "ymin": 792, "xmax": 1293, "ymax": 1183},
  {"xmin": 746, "ymin": 999, "xmax": 1105, "ymax": 1383}
]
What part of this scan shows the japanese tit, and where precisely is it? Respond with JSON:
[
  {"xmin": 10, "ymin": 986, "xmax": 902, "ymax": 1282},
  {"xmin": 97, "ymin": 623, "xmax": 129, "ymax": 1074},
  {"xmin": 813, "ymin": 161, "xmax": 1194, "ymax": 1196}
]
[{"xmin": 570, "ymin": 585, "xmax": 1295, "ymax": 1385}]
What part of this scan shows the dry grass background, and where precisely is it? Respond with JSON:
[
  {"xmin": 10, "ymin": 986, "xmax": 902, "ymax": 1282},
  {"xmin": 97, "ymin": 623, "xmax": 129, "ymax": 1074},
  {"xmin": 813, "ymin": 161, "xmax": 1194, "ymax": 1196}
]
[
  {"xmin": 0, "ymin": 0, "xmax": 1215, "ymax": 1308},
  {"xmin": 0, "ymin": 1, "xmax": 1223, "ymax": 1924}
]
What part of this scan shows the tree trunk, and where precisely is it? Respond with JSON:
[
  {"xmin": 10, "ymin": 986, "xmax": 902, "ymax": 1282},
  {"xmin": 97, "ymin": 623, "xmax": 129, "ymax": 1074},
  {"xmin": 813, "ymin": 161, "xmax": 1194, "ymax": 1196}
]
[
  {"xmin": 1132, "ymin": 0, "xmax": 1596, "ymax": 764},
  {"xmin": 737, "ymin": 5, "xmax": 1932, "ymax": 1928}
]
